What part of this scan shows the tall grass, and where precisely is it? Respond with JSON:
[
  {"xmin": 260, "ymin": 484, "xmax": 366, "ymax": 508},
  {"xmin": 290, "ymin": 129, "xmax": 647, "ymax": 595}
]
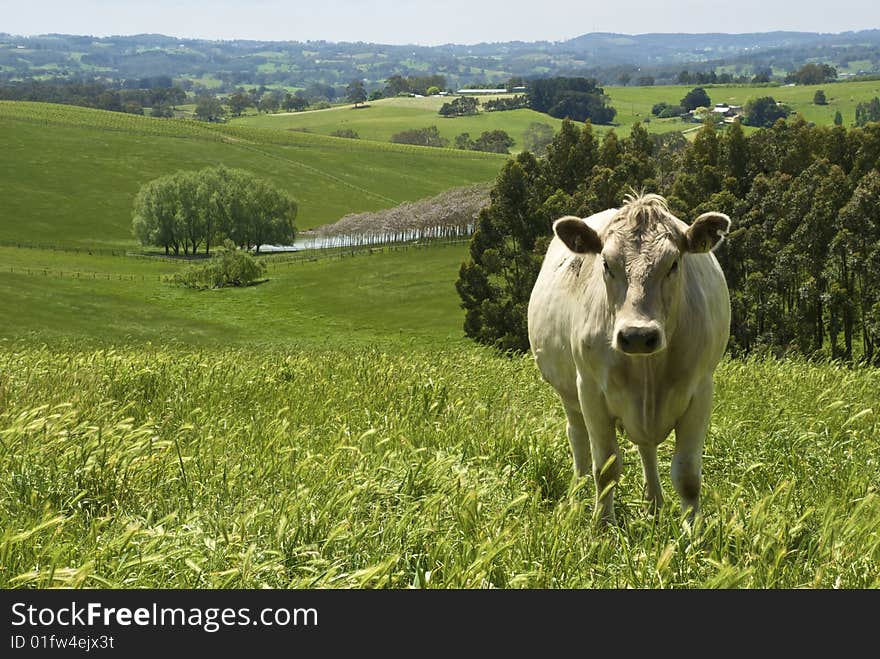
[{"xmin": 1, "ymin": 345, "xmax": 877, "ymax": 588}]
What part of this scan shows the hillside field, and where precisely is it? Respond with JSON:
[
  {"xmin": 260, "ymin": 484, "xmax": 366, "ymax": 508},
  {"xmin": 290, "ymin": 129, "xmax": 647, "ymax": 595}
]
[
  {"xmin": 608, "ymin": 79, "xmax": 880, "ymax": 131},
  {"xmin": 0, "ymin": 101, "xmax": 505, "ymax": 248},
  {"xmin": 232, "ymin": 79, "xmax": 880, "ymax": 145}
]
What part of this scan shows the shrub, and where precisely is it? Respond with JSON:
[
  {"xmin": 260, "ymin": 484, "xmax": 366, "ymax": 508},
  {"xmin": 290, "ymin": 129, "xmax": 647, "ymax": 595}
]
[
  {"xmin": 390, "ymin": 126, "xmax": 449, "ymax": 147},
  {"xmin": 331, "ymin": 128, "xmax": 359, "ymax": 139},
  {"xmin": 172, "ymin": 245, "xmax": 267, "ymax": 290}
]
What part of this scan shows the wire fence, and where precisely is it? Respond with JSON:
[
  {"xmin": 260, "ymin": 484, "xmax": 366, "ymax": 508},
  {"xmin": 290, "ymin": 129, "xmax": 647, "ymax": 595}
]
[{"xmin": 1, "ymin": 235, "xmax": 472, "ymax": 280}]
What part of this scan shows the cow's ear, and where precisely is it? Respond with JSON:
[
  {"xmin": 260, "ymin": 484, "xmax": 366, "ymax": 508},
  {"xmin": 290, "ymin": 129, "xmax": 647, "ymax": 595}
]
[
  {"xmin": 553, "ymin": 216, "xmax": 602, "ymax": 254},
  {"xmin": 685, "ymin": 212, "xmax": 730, "ymax": 253}
]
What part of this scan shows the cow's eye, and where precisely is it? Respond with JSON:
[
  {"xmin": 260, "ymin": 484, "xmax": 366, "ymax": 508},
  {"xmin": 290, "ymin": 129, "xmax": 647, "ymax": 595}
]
[
  {"xmin": 668, "ymin": 260, "xmax": 679, "ymax": 276},
  {"xmin": 603, "ymin": 260, "xmax": 613, "ymax": 278}
]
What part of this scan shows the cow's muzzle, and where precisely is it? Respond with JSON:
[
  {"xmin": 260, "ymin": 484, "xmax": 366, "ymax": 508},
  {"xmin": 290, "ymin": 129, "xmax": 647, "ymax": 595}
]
[{"xmin": 615, "ymin": 323, "xmax": 665, "ymax": 355}]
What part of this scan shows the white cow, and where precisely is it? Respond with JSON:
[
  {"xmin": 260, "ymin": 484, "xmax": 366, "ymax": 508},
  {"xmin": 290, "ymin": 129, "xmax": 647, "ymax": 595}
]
[{"xmin": 527, "ymin": 193, "xmax": 730, "ymax": 524}]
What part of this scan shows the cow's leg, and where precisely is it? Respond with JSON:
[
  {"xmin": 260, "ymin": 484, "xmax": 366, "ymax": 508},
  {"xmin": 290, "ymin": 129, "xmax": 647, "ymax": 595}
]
[
  {"xmin": 578, "ymin": 379, "xmax": 620, "ymax": 525},
  {"xmin": 638, "ymin": 444, "xmax": 663, "ymax": 514},
  {"xmin": 563, "ymin": 400, "xmax": 591, "ymax": 478},
  {"xmin": 672, "ymin": 377, "xmax": 713, "ymax": 522}
]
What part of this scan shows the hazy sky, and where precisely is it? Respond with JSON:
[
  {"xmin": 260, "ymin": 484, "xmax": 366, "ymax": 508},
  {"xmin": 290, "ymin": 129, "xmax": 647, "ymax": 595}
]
[{"xmin": 2, "ymin": 0, "xmax": 879, "ymax": 45}]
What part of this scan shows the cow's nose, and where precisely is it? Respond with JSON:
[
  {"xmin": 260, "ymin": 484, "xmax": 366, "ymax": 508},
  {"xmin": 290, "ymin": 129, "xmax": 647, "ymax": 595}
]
[{"xmin": 617, "ymin": 326, "xmax": 663, "ymax": 354}]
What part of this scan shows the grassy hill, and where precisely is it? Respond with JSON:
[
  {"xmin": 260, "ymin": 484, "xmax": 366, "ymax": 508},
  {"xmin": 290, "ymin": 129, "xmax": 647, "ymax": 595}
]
[
  {"xmin": 0, "ymin": 101, "xmax": 505, "ymax": 248},
  {"xmin": 233, "ymin": 95, "xmax": 568, "ymax": 150},
  {"xmin": 232, "ymin": 80, "xmax": 880, "ymax": 147},
  {"xmin": 608, "ymin": 79, "xmax": 880, "ymax": 131}
]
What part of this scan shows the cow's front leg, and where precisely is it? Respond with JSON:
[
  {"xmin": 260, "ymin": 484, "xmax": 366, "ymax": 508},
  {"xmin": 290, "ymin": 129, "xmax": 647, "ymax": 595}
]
[
  {"xmin": 672, "ymin": 377, "xmax": 713, "ymax": 523},
  {"xmin": 562, "ymin": 400, "xmax": 591, "ymax": 478},
  {"xmin": 638, "ymin": 444, "xmax": 663, "ymax": 514},
  {"xmin": 578, "ymin": 378, "xmax": 620, "ymax": 525}
]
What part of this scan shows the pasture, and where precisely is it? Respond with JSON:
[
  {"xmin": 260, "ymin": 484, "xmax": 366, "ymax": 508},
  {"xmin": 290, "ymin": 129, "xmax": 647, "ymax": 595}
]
[
  {"xmin": 1, "ymin": 243, "xmax": 879, "ymax": 588},
  {"xmin": 232, "ymin": 80, "xmax": 880, "ymax": 147},
  {"xmin": 1, "ymin": 339, "xmax": 878, "ymax": 588},
  {"xmin": 2, "ymin": 95, "xmax": 880, "ymax": 589},
  {"xmin": 0, "ymin": 101, "xmax": 504, "ymax": 248},
  {"xmin": 608, "ymin": 79, "xmax": 880, "ymax": 131},
  {"xmin": 233, "ymin": 95, "xmax": 567, "ymax": 149}
]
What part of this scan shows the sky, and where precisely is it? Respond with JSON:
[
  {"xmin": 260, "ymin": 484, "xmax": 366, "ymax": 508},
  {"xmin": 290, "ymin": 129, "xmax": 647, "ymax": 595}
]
[{"xmin": 2, "ymin": 0, "xmax": 879, "ymax": 45}]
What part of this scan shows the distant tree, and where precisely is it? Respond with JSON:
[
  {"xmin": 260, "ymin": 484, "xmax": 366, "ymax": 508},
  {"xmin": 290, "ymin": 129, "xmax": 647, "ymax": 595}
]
[
  {"xmin": 258, "ymin": 91, "xmax": 281, "ymax": 113},
  {"xmin": 813, "ymin": 89, "xmax": 828, "ymax": 105},
  {"xmin": 454, "ymin": 132, "xmax": 475, "ymax": 150},
  {"xmin": 227, "ymin": 91, "xmax": 252, "ymax": 116},
  {"xmin": 368, "ymin": 90, "xmax": 384, "ymax": 101},
  {"xmin": 751, "ymin": 68, "xmax": 772, "ymax": 84},
  {"xmin": 617, "ymin": 72, "xmax": 631, "ymax": 86},
  {"xmin": 195, "ymin": 95, "xmax": 225, "ymax": 122},
  {"xmin": 786, "ymin": 63, "xmax": 837, "ymax": 85},
  {"xmin": 834, "ymin": 110, "xmax": 843, "ymax": 126},
  {"xmin": 527, "ymin": 77, "xmax": 616, "ymax": 124},
  {"xmin": 426, "ymin": 85, "xmax": 441, "ymax": 96},
  {"xmin": 439, "ymin": 96, "xmax": 479, "ymax": 117},
  {"xmin": 855, "ymin": 97, "xmax": 880, "ymax": 127},
  {"xmin": 472, "ymin": 130, "xmax": 515, "ymax": 154},
  {"xmin": 390, "ymin": 126, "xmax": 449, "ymax": 147},
  {"xmin": 522, "ymin": 122, "xmax": 554, "ymax": 156},
  {"xmin": 636, "ymin": 76, "xmax": 655, "ymax": 86},
  {"xmin": 331, "ymin": 128, "xmax": 359, "ymax": 139},
  {"xmin": 744, "ymin": 96, "xmax": 790, "ymax": 128},
  {"xmin": 681, "ymin": 87, "xmax": 711, "ymax": 112},
  {"xmin": 346, "ymin": 79, "xmax": 367, "ymax": 107},
  {"xmin": 286, "ymin": 92, "xmax": 309, "ymax": 112}
]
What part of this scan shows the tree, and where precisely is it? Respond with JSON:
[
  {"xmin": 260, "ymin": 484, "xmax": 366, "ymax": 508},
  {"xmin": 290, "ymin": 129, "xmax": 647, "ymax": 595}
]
[
  {"xmin": 617, "ymin": 72, "xmax": 631, "ymax": 86},
  {"xmin": 194, "ymin": 95, "xmax": 225, "ymax": 122},
  {"xmin": 389, "ymin": 126, "xmax": 449, "ymax": 147},
  {"xmin": 522, "ymin": 122, "xmax": 554, "ymax": 156},
  {"xmin": 855, "ymin": 97, "xmax": 880, "ymax": 127},
  {"xmin": 834, "ymin": 110, "xmax": 844, "ymax": 126},
  {"xmin": 813, "ymin": 89, "xmax": 828, "ymax": 106},
  {"xmin": 527, "ymin": 77, "xmax": 616, "ymax": 124},
  {"xmin": 132, "ymin": 167, "xmax": 297, "ymax": 255},
  {"xmin": 472, "ymin": 130, "xmax": 515, "ymax": 154},
  {"xmin": 786, "ymin": 63, "xmax": 837, "ymax": 85},
  {"xmin": 227, "ymin": 91, "xmax": 252, "ymax": 116},
  {"xmin": 744, "ymin": 96, "xmax": 789, "ymax": 128},
  {"xmin": 439, "ymin": 96, "xmax": 479, "ymax": 117},
  {"xmin": 680, "ymin": 87, "xmax": 711, "ymax": 112},
  {"xmin": 636, "ymin": 76, "xmax": 655, "ymax": 86},
  {"xmin": 346, "ymin": 79, "xmax": 367, "ymax": 108}
]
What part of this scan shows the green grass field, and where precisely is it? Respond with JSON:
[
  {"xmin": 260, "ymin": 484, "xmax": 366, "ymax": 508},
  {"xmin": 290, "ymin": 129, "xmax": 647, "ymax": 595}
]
[
  {"xmin": 2, "ymin": 94, "xmax": 879, "ymax": 589},
  {"xmin": 0, "ymin": 102, "xmax": 504, "ymax": 248},
  {"xmin": 233, "ymin": 95, "xmax": 567, "ymax": 149},
  {"xmin": 232, "ymin": 80, "xmax": 880, "ymax": 147},
  {"xmin": 1, "ymin": 338, "xmax": 878, "ymax": 588},
  {"xmin": 607, "ymin": 79, "xmax": 880, "ymax": 131},
  {"xmin": 0, "ymin": 243, "xmax": 470, "ymax": 348}
]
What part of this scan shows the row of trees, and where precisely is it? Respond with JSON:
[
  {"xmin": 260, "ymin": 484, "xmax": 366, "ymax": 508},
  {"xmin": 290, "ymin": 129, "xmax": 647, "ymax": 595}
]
[
  {"xmin": 0, "ymin": 78, "xmax": 186, "ymax": 116},
  {"xmin": 132, "ymin": 166, "xmax": 297, "ymax": 255},
  {"xmin": 457, "ymin": 116, "xmax": 880, "ymax": 363}
]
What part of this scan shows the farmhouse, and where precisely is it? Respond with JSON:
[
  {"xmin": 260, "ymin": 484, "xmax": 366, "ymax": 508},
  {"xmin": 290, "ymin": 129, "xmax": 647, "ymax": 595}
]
[{"xmin": 456, "ymin": 88, "xmax": 508, "ymax": 94}]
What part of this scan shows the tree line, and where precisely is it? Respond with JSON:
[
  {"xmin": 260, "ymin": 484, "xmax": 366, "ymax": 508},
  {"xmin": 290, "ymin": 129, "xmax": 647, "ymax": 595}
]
[
  {"xmin": 132, "ymin": 166, "xmax": 297, "ymax": 255},
  {"xmin": 457, "ymin": 116, "xmax": 880, "ymax": 363},
  {"xmin": 0, "ymin": 78, "xmax": 186, "ymax": 116}
]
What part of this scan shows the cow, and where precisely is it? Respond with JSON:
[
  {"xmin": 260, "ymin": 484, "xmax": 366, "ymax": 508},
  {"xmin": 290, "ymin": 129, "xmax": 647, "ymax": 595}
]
[{"xmin": 527, "ymin": 193, "xmax": 730, "ymax": 524}]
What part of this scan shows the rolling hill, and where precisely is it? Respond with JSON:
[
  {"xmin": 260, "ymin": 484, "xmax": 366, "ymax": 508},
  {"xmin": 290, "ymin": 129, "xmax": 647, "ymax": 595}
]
[{"xmin": 0, "ymin": 101, "xmax": 505, "ymax": 248}]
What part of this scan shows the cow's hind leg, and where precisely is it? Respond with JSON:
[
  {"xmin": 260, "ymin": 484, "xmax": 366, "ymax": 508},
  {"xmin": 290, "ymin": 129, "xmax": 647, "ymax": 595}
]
[
  {"xmin": 563, "ymin": 400, "xmax": 591, "ymax": 478},
  {"xmin": 672, "ymin": 377, "xmax": 713, "ymax": 523},
  {"xmin": 638, "ymin": 444, "xmax": 664, "ymax": 514}
]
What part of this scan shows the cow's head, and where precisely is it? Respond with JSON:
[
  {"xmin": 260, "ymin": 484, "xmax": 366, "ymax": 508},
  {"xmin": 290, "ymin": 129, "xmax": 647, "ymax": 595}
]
[{"xmin": 554, "ymin": 194, "xmax": 729, "ymax": 356}]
